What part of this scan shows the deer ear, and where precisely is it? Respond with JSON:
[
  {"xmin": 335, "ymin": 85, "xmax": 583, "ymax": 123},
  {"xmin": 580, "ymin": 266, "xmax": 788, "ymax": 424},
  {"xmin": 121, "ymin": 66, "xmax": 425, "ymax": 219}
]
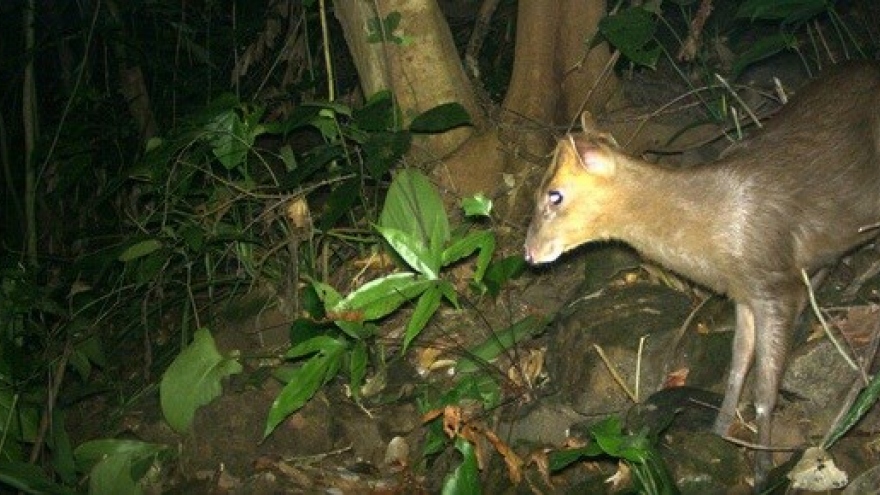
[
  {"xmin": 578, "ymin": 112, "xmax": 620, "ymax": 148},
  {"xmin": 568, "ymin": 135, "xmax": 616, "ymax": 177},
  {"xmin": 579, "ymin": 111, "xmax": 600, "ymax": 134}
]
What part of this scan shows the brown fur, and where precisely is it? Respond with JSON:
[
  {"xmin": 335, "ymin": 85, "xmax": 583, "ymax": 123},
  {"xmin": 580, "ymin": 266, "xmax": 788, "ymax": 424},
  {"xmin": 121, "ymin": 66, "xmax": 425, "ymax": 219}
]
[{"xmin": 525, "ymin": 61, "xmax": 880, "ymax": 486}]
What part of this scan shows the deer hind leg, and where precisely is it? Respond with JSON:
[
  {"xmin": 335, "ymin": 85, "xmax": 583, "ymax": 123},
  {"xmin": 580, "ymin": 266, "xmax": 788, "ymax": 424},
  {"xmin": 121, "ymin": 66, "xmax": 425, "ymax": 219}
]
[
  {"xmin": 714, "ymin": 303, "xmax": 756, "ymax": 436},
  {"xmin": 751, "ymin": 295, "xmax": 802, "ymax": 488}
]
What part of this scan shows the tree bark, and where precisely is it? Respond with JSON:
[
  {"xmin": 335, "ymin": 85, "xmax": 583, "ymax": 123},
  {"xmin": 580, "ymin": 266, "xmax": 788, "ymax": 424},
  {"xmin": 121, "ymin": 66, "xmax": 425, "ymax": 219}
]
[
  {"xmin": 334, "ymin": 0, "xmax": 619, "ymax": 215},
  {"xmin": 333, "ymin": 0, "xmax": 485, "ymax": 162}
]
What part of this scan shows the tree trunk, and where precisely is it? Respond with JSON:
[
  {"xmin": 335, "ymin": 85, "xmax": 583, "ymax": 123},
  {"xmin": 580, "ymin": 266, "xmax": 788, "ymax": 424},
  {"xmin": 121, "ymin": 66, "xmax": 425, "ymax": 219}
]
[
  {"xmin": 333, "ymin": 0, "xmax": 485, "ymax": 162},
  {"xmin": 334, "ymin": 0, "xmax": 620, "ymax": 217}
]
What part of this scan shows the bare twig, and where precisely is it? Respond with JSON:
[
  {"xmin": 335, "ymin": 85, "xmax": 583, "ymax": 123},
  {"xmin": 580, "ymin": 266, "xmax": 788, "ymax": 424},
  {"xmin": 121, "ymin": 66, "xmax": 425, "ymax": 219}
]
[
  {"xmin": 593, "ymin": 344, "xmax": 638, "ymax": 403},
  {"xmin": 801, "ymin": 269, "xmax": 860, "ymax": 374}
]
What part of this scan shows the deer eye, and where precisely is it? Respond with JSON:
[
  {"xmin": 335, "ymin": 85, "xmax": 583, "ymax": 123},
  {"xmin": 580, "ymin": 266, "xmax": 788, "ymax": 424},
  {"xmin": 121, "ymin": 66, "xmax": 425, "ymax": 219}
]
[{"xmin": 548, "ymin": 190, "xmax": 563, "ymax": 206}]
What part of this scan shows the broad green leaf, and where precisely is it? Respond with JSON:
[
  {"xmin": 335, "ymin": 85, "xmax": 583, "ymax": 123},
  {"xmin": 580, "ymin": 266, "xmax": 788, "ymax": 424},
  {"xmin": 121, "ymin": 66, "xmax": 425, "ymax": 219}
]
[
  {"xmin": 333, "ymin": 273, "xmax": 433, "ymax": 322},
  {"xmin": 731, "ymin": 33, "xmax": 797, "ymax": 76},
  {"xmin": 352, "ymin": 90, "xmax": 398, "ymax": 132},
  {"xmin": 403, "ymin": 283, "xmax": 444, "ymax": 351},
  {"xmin": 74, "ymin": 439, "xmax": 169, "ymax": 472},
  {"xmin": 75, "ymin": 439, "xmax": 171, "ymax": 495},
  {"xmin": 441, "ymin": 231, "xmax": 495, "ymax": 283},
  {"xmin": 302, "ymin": 100, "xmax": 353, "ymax": 116},
  {"xmin": 461, "ymin": 194, "xmax": 492, "ymax": 217},
  {"xmin": 264, "ymin": 337, "xmax": 347, "ymax": 437},
  {"xmin": 88, "ymin": 452, "xmax": 141, "ymax": 495},
  {"xmin": 204, "ymin": 108, "xmax": 254, "ymax": 170},
  {"xmin": 134, "ymin": 250, "xmax": 168, "ymax": 286},
  {"xmin": 480, "ymin": 255, "xmax": 527, "ymax": 298},
  {"xmin": 379, "ymin": 169, "xmax": 449, "ymax": 257},
  {"xmin": 160, "ymin": 328, "xmax": 243, "ymax": 433},
  {"xmin": 598, "ymin": 7, "xmax": 661, "ymax": 68},
  {"xmin": 409, "ymin": 102, "xmax": 472, "ymax": 133},
  {"xmin": 285, "ymin": 335, "xmax": 348, "ymax": 359},
  {"xmin": 455, "ymin": 315, "xmax": 549, "ymax": 374},
  {"xmin": 118, "ymin": 239, "xmax": 162, "ymax": 262},
  {"xmin": 311, "ymin": 279, "xmax": 343, "ymax": 309},
  {"xmin": 442, "ymin": 438, "xmax": 481, "ymax": 495},
  {"xmin": 376, "ymin": 226, "xmax": 440, "ymax": 278}
]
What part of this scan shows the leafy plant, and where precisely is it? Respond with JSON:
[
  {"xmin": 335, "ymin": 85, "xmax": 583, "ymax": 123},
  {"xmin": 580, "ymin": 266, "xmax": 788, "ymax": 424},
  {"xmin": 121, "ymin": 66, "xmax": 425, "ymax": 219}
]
[
  {"xmin": 74, "ymin": 439, "xmax": 173, "ymax": 495},
  {"xmin": 263, "ymin": 165, "xmax": 495, "ymax": 437},
  {"xmin": 160, "ymin": 328, "xmax": 243, "ymax": 433},
  {"xmin": 598, "ymin": 5, "xmax": 662, "ymax": 69},
  {"xmin": 732, "ymin": 0, "xmax": 864, "ymax": 75},
  {"xmin": 550, "ymin": 416, "xmax": 679, "ymax": 495}
]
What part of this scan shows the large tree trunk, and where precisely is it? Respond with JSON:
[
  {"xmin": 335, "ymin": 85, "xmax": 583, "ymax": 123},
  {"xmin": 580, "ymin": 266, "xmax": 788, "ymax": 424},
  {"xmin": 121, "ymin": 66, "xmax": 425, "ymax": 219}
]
[
  {"xmin": 334, "ymin": 0, "xmax": 620, "ymax": 218},
  {"xmin": 334, "ymin": 0, "xmax": 485, "ymax": 161}
]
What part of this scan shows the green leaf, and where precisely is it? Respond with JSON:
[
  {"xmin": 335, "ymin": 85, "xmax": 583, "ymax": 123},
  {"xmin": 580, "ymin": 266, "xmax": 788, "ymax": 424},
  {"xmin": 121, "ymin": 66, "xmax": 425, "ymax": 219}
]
[
  {"xmin": 481, "ymin": 255, "xmax": 527, "ymax": 298},
  {"xmin": 88, "ymin": 452, "xmax": 141, "ymax": 495},
  {"xmin": 441, "ymin": 231, "xmax": 495, "ymax": 283},
  {"xmin": 376, "ymin": 226, "xmax": 440, "ymax": 278},
  {"xmin": 379, "ymin": 169, "xmax": 450, "ymax": 258},
  {"xmin": 0, "ymin": 461, "xmax": 77, "ymax": 495},
  {"xmin": 134, "ymin": 250, "xmax": 168, "ymax": 286},
  {"xmin": 353, "ymin": 90, "xmax": 398, "ymax": 132},
  {"xmin": 204, "ymin": 107, "xmax": 261, "ymax": 170},
  {"xmin": 598, "ymin": 7, "xmax": 661, "ymax": 68},
  {"xmin": 442, "ymin": 439, "xmax": 481, "ymax": 495},
  {"xmin": 548, "ymin": 444, "xmax": 606, "ymax": 471},
  {"xmin": 311, "ymin": 279, "xmax": 343, "ymax": 310},
  {"xmin": 285, "ymin": 335, "xmax": 347, "ymax": 359},
  {"xmin": 824, "ymin": 369, "xmax": 880, "ymax": 448},
  {"xmin": 461, "ymin": 194, "xmax": 493, "ymax": 217},
  {"xmin": 50, "ymin": 409, "xmax": 77, "ymax": 484},
  {"xmin": 333, "ymin": 272, "xmax": 433, "ymax": 322},
  {"xmin": 74, "ymin": 439, "xmax": 169, "ymax": 472},
  {"xmin": 0, "ymin": 388, "xmax": 40, "ymax": 444},
  {"xmin": 731, "ymin": 33, "xmax": 797, "ymax": 76},
  {"xmin": 366, "ymin": 11, "xmax": 410, "ymax": 45},
  {"xmin": 409, "ymin": 103, "xmax": 472, "ymax": 133},
  {"xmin": 264, "ymin": 336, "xmax": 348, "ymax": 437},
  {"xmin": 160, "ymin": 328, "xmax": 243, "ymax": 433},
  {"xmin": 118, "ymin": 239, "xmax": 162, "ymax": 262},
  {"xmin": 455, "ymin": 314, "xmax": 549, "ymax": 374},
  {"xmin": 74, "ymin": 439, "xmax": 172, "ymax": 495},
  {"xmin": 403, "ymin": 283, "xmax": 445, "ymax": 351}
]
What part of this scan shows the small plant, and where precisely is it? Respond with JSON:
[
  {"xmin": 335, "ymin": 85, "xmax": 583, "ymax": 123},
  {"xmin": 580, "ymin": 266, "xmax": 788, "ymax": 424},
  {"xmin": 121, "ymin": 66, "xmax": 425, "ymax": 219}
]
[
  {"xmin": 550, "ymin": 416, "xmax": 679, "ymax": 495},
  {"xmin": 263, "ymin": 166, "xmax": 495, "ymax": 437}
]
